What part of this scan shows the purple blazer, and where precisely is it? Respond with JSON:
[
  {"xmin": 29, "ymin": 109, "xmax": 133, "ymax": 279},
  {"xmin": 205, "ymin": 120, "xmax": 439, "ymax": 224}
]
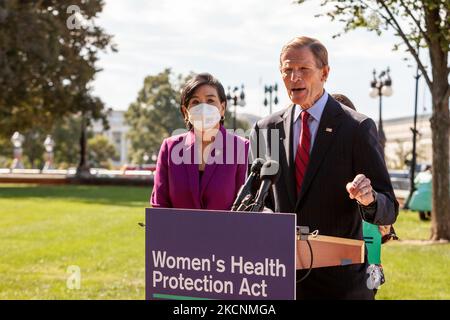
[{"xmin": 150, "ymin": 125, "xmax": 249, "ymax": 210}]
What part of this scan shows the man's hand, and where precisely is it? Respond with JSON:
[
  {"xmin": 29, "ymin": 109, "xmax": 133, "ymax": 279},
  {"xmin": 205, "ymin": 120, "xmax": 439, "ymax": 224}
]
[
  {"xmin": 346, "ymin": 174, "xmax": 375, "ymax": 206},
  {"xmin": 378, "ymin": 225, "xmax": 391, "ymax": 237}
]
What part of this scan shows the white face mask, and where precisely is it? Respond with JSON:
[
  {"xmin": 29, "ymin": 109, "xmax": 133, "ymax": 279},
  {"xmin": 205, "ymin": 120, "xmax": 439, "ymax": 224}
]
[{"xmin": 188, "ymin": 103, "xmax": 221, "ymax": 131}]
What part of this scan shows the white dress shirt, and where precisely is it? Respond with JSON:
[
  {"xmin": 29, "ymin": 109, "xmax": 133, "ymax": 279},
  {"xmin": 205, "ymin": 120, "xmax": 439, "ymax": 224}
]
[{"xmin": 293, "ymin": 91, "xmax": 329, "ymax": 156}]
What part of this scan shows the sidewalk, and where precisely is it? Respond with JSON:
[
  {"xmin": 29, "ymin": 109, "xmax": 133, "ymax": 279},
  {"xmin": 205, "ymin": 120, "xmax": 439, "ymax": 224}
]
[{"xmin": 0, "ymin": 170, "xmax": 153, "ymax": 186}]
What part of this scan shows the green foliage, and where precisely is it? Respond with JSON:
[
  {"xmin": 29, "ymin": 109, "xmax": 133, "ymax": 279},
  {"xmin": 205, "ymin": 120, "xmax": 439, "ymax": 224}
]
[
  {"xmin": 0, "ymin": 0, "xmax": 116, "ymax": 139},
  {"xmin": 0, "ymin": 114, "xmax": 97, "ymax": 169},
  {"xmin": 0, "ymin": 135, "xmax": 13, "ymax": 167},
  {"xmin": 87, "ymin": 134, "xmax": 118, "ymax": 168},
  {"xmin": 296, "ymin": 1, "xmax": 449, "ymax": 58},
  {"xmin": 0, "ymin": 129, "xmax": 48, "ymax": 169},
  {"xmin": 125, "ymin": 69, "xmax": 187, "ymax": 164},
  {"xmin": 21, "ymin": 131, "xmax": 45, "ymax": 169},
  {"xmin": 51, "ymin": 115, "xmax": 83, "ymax": 168}
]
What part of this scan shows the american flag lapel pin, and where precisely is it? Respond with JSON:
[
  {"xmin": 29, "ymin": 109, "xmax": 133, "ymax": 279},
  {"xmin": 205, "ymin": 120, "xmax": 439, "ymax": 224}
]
[{"xmin": 326, "ymin": 128, "xmax": 333, "ymax": 133}]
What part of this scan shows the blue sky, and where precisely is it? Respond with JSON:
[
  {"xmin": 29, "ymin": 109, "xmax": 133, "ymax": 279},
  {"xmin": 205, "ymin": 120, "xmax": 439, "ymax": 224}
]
[{"xmin": 92, "ymin": 0, "xmax": 432, "ymax": 121}]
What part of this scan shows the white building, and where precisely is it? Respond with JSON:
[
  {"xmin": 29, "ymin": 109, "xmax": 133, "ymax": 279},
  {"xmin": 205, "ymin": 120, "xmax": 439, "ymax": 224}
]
[
  {"xmin": 92, "ymin": 110, "xmax": 129, "ymax": 166},
  {"xmin": 91, "ymin": 109, "xmax": 448, "ymax": 169},
  {"xmin": 383, "ymin": 114, "xmax": 436, "ymax": 169}
]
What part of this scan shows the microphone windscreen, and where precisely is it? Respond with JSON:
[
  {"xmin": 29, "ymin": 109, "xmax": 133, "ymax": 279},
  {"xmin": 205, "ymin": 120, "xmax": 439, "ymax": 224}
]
[
  {"xmin": 250, "ymin": 158, "xmax": 266, "ymax": 174},
  {"xmin": 260, "ymin": 160, "xmax": 280, "ymax": 184}
]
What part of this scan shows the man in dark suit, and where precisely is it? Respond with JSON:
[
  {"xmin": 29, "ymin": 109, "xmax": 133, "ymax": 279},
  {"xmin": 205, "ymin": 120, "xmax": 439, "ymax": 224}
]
[{"xmin": 249, "ymin": 36, "xmax": 398, "ymax": 299}]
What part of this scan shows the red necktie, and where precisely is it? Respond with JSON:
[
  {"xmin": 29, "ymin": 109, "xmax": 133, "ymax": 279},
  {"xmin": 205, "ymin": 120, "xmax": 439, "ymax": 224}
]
[{"xmin": 295, "ymin": 111, "xmax": 311, "ymax": 194}]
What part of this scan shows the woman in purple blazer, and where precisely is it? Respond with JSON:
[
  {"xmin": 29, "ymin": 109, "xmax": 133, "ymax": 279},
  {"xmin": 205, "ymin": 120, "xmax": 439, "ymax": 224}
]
[{"xmin": 150, "ymin": 73, "xmax": 249, "ymax": 210}]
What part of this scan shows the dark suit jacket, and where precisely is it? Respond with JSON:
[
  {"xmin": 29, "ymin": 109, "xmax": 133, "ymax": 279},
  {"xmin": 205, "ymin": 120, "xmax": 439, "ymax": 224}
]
[{"xmin": 249, "ymin": 96, "xmax": 398, "ymax": 300}]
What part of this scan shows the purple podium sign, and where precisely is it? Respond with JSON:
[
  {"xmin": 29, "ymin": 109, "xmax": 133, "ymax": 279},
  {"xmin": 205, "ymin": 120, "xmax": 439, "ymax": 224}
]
[{"xmin": 146, "ymin": 208, "xmax": 296, "ymax": 300}]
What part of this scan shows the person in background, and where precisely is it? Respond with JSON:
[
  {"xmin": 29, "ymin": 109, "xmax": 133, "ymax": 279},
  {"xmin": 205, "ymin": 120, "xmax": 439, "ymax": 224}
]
[
  {"xmin": 407, "ymin": 164, "xmax": 432, "ymax": 221},
  {"xmin": 330, "ymin": 93, "xmax": 356, "ymax": 110},
  {"xmin": 151, "ymin": 73, "xmax": 249, "ymax": 210}
]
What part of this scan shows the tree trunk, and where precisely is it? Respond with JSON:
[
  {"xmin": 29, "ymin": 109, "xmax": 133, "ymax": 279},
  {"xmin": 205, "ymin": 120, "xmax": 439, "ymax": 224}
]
[
  {"xmin": 430, "ymin": 92, "xmax": 450, "ymax": 241},
  {"xmin": 425, "ymin": 4, "xmax": 450, "ymax": 241},
  {"xmin": 76, "ymin": 113, "xmax": 90, "ymax": 177}
]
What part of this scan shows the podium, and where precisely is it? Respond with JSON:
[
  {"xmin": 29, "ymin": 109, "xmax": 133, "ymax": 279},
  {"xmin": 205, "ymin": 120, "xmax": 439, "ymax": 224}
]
[
  {"xmin": 296, "ymin": 234, "xmax": 365, "ymax": 270},
  {"xmin": 146, "ymin": 207, "xmax": 365, "ymax": 300}
]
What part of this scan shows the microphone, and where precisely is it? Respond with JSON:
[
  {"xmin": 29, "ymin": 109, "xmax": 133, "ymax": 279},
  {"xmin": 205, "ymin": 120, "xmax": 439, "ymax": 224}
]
[
  {"xmin": 235, "ymin": 194, "xmax": 254, "ymax": 212},
  {"xmin": 231, "ymin": 158, "xmax": 265, "ymax": 211},
  {"xmin": 251, "ymin": 160, "xmax": 280, "ymax": 212}
]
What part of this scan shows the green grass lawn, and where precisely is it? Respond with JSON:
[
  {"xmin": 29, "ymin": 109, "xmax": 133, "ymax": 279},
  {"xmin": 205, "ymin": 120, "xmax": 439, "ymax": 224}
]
[
  {"xmin": 0, "ymin": 184, "xmax": 149, "ymax": 299},
  {"xmin": 377, "ymin": 210, "xmax": 450, "ymax": 300},
  {"xmin": 0, "ymin": 184, "xmax": 449, "ymax": 299}
]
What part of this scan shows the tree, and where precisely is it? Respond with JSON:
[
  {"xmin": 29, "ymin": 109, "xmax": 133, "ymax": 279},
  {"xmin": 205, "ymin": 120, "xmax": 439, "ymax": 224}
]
[
  {"xmin": 0, "ymin": 135, "xmax": 13, "ymax": 168},
  {"xmin": 0, "ymin": 0, "xmax": 116, "ymax": 174},
  {"xmin": 74, "ymin": 94, "xmax": 110, "ymax": 176},
  {"xmin": 296, "ymin": 0, "xmax": 449, "ymax": 240},
  {"xmin": 0, "ymin": 114, "xmax": 99, "ymax": 169},
  {"xmin": 87, "ymin": 134, "xmax": 117, "ymax": 168},
  {"xmin": 51, "ymin": 114, "xmax": 90, "ymax": 169},
  {"xmin": 21, "ymin": 131, "xmax": 45, "ymax": 169},
  {"xmin": 125, "ymin": 69, "xmax": 187, "ymax": 164}
]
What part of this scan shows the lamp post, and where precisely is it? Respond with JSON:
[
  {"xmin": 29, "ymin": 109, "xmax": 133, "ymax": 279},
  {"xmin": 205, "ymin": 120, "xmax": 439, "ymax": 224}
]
[
  {"xmin": 264, "ymin": 83, "xmax": 279, "ymax": 115},
  {"xmin": 10, "ymin": 131, "xmax": 25, "ymax": 170},
  {"xmin": 76, "ymin": 112, "xmax": 91, "ymax": 178},
  {"xmin": 404, "ymin": 47, "xmax": 422, "ymax": 209},
  {"xmin": 142, "ymin": 152, "xmax": 149, "ymax": 168},
  {"xmin": 226, "ymin": 85, "xmax": 246, "ymax": 130},
  {"xmin": 43, "ymin": 135, "xmax": 55, "ymax": 171},
  {"xmin": 369, "ymin": 67, "xmax": 393, "ymax": 158}
]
